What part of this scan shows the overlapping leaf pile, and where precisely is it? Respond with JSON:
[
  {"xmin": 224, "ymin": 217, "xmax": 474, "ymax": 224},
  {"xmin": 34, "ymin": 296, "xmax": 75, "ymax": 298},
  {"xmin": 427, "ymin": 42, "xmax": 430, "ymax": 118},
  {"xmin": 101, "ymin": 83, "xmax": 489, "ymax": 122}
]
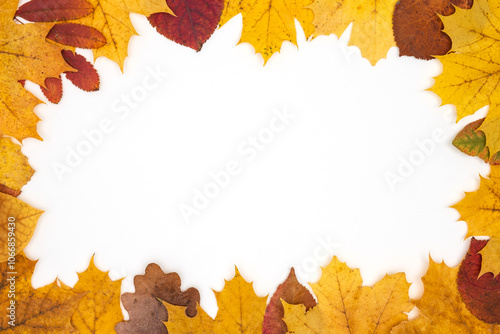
[{"xmin": 1, "ymin": 0, "xmax": 500, "ymax": 332}]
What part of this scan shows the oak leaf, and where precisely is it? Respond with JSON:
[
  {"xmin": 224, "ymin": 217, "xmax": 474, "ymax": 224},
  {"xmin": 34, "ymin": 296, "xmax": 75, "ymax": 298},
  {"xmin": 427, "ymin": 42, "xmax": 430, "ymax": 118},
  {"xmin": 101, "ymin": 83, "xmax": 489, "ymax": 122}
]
[
  {"xmin": 164, "ymin": 267, "xmax": 267, "ymax": 333},
  {"xmin": 0, "ymin": 253, "xmax": 86, "ymax": 332},
  {"xmin": 453, "ymin": 165, "xmax": 500, "ymax": 239},
  {"xmin": 116, "ymin": 263, "xmax": 200, "ymax": 334},
  {"xmin": 0, "ymin": 0, "xmax": 72, "ymax": 141},
  {"xmin": 282, "ymin": 257, "xmax": 412, "ymax": 333},
  {"xmin": 0, "ymin": 193, "xmax": 42, "ymax": 262},
  {"xmin": 309, "ymin": 0, "xmax": 397, "ymax": 65},
  {"xmin": 432, "ymin": 0, "xmax": 500, "ymax": 154},
  {"xmin": 219, "ymin": 0, "xmax": 314, "ymax": 62},
  {"xmin": 392, "ymin": 239, "xmax": 500, "ymax": 333}
]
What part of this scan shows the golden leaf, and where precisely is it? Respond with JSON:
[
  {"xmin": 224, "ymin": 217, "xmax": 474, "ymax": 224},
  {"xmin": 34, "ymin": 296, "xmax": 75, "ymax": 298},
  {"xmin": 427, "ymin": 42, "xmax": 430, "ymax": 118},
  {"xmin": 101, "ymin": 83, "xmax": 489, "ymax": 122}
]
[
  {"xmin": 478, "ymin": 238, "xmax": 500, "ymax": 277},
  {"xmin": 0, "ymin": 137, "xmax": 34, "ymax": 193}
]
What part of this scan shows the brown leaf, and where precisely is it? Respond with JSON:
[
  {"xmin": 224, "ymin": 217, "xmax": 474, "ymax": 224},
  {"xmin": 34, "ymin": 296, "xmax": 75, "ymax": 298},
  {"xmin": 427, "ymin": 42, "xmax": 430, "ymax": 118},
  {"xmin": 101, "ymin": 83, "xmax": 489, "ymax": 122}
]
[
  {"xmin": 148, "ymin": 0, "xmax": 224, "ymax": 51},
  {"xmin": 116, "ymin": 263, "xmax": 200, "ymax": 334},
  {"xmin": 39, "ymin": 77, "xmax": 63, "ymax": 104},
  {"xmin": 47, "ymin": 23, "xmax": 107, "ymax": 49},
  {"xmin": 263, "ymin": 268, "xmax": 316, "ymax": 334},
  {"xmin": 393, "ymin": 0, "xmax": 473, "ymax": 59},
  {"xmin": 62, "ymin": 50, "xmax": 100, "ymax": 92},
  {"xmin": 16, "ymin": 0, "xmax": 93, "ymax": 22}
]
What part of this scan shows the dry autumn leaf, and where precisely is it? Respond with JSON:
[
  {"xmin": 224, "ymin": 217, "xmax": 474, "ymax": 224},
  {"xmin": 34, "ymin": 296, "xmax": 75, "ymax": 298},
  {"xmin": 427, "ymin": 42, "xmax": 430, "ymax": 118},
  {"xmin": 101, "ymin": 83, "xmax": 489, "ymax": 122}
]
[
  {"xmin": 219, "ymin": 0, "xmax": 314, "ymax": 62},
  {"xmin": 0, "ymin": 253, "xmax": 86, "ymax": 332},
  {"xmin": 164, "ymin": 267, "xmax": 267, "ymax": 333},
  {"xmin": 452, "ymin": 117, "xmax": 490, "ymax": 162},
  {"xmin": 392, "ymin": 0, "xmax": 472, "ymax": 60},
  {"xmin": 478, "ymin": 238, "xmax": 500, "ymax": 277},
  {"xmin": 263, "ymin": 268, "xmax": 316, "ymax": 334},
  {"xmin": 309, "ymin": 0, "xmax": 397, "ymax": 65},
  {"xmin": 0, "ymin": 0, "xmax": 71, "ymax": 141},
  {"xmin": 453, "ymin": 165, "xmax": 500, "ymax": 239},
  {"xmin": 432, "ymin": 0, "xmax": 500, "ymax": 154},
  {"xmin": 392, "ymin": 238, "xmax": 500, "ymax": 333},
  {"xmin": 282, "ymin": 256, "xmax": 412, "ymax": 333},
  {"xmin": 116, "ymin": 263, "xmax": 200, "ymax": 333},
  {"xmin": 0, "ymin": 137, "xmax": 34, "ymax": 196}
]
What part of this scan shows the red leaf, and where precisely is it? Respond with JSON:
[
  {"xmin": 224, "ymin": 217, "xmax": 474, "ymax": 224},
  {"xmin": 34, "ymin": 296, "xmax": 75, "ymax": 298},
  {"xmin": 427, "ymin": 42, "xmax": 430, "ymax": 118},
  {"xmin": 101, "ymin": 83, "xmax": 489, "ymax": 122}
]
[
  {"xmin": 263, "ymin": 268, "xmax": 317, "ymax": 334},
  {"xmin": 393, "ymin": 0, "xmax": 473, "ymax": 60},
  {"xmin": 47, "ymin": 23, "xmax": 107, "ymax": 49},
  {"xmin": 61, "ymin": 50, "xmax": 99, "ymax": 92},
  {"xmin": 16, "ymin": 0, "xmax": 93, "ymax": 22},
  {"xmin": 457, "ymin": 238, "xmax": 500, "ymax": 324},
  {"xmin": 148, "ymin": 0, "xmax": 224, "ymax": 51},
  {"xmin": 40, "ymin": 77, "xmax": 63, "ymax": 103}
]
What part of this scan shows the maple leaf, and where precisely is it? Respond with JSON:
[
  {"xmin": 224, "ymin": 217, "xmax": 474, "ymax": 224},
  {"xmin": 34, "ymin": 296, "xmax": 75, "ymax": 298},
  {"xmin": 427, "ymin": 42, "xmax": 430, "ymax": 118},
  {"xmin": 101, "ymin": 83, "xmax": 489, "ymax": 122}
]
[
  {"xmin": 0, "ymin": 193, "xmax": 42, "ymax": 262},
  {"xmin": 164, "ymin": 267, "xmax": 267, "ymax": 333},
  {"xmin": 115, "ymin": 263, "xmax": 200, "ymax": 333},
  {"xmin": 452, "ymin": 117, "xmax": 490, "ymax": 162},
  {"xmin": 309, "ymin": 0, "xmax": 397, "ymax": 65},
  {"xmin": 453, "ymin": 165, "xmax": 500, "ymax": 239},
  {"xmin": 149, "ymin": 0, "xmax": 224, "ymax": 51},
  {"xmin": 0, "ymin": 1, "xmax": 72, "ymax": 141},
  {"xmin": 431, "ymin": 0, "xmax": 500, "ymax": 154},
  {"xmin": 393, "ymin": 0, "xmax": 472, "ymax": 60},
  {"xmin": 282, "ymin": 257, "xmax": 412, "ymax": 333},
  {"xmin": 219, "ymin": 0, "xmax": 314, "ymax": 62},
  {"xmin": 60, "ymin": 256, "xmax": 123, "ymax": 333},
  {"xmin": 392, "ymin": 239, "xmax": 500, "ymax": 333},
  {"xmin": 263, "ymin": 268, "xmax": 316, "ymax": 334},
  {"xmin": 0, "ymin": 253, "xmax": 86, "ymax": 332}
]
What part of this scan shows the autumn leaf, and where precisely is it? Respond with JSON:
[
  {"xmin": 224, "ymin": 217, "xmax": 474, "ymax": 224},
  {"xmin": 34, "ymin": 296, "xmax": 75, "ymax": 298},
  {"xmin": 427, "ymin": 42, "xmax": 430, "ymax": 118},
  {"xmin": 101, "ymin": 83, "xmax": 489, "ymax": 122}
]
[
  {"xmin": 37, "ymin": 77, "xmax": 64, "ymax": 104},
  {"xmin": 16, "ymin": 0, "xmax": 94, "ymax": 22},
  {"xmin": 392, "ymin": 239, "xmax": 500, "ymax": 333},
  {"xmin": 478, "ymin": 238, "xmax": 500, "ymax": 277},
  {"xmin": 453, "ymin": 165, "xmax": 500, "ymax": 239},
  {"xmin": 309, "ymin": 0, "xmax": 397, "ymax": 65},
  {"xmin": 116, "ymin": 263, "xmax": 200, "ymax": 334},
  {"xmin": 452, "ymin": 117, "xmax": 490, "ymax": 162},
  {"xmin": 0, "ymin": 253, "xmax": 86, "ymax": 332},
  {"xmin": 0, "ymin": 193, "xmax": 42, "ymax": 263},
  {"xmin": 0, "ymin": 137, "xmax": 34, "ymax": 195},
  {"xmin": 432, "ymin": 0, "xmax": 500, "ymax": 154},
  {"xmin": 282, "ymin": 256, "xmax": 412, "ymax": 333},
  {"xmin": 61, "ymin": 256, "xmax": 123, "ymax": 333},
  {"xmin": 0, "ymin": 0, "xmax": 72, "ymax": 141},
  {"xmin": 47, "ymin": 23, "xmax": 107, "ymax": 49},
  {"xmin": 263, "ymin": 268, "xmax": 316, "ymax": 334},
  {"xmin": 149, "ymin": 0, "xmax": 224, "ymax": 51},
  {"xmin": 164, "ymin": 267, "xmax": 267, "ymax": 333},
  {"xmin": 393, "ymin": 0, "xmax": 472, "ymax": 60},
  {"xmin": 61, "ymin": 50, "xmax": 100, "ymax": 91},
  {"xmin": 219, "ymin": 0, "xmax": 314, "ymax": 62}
]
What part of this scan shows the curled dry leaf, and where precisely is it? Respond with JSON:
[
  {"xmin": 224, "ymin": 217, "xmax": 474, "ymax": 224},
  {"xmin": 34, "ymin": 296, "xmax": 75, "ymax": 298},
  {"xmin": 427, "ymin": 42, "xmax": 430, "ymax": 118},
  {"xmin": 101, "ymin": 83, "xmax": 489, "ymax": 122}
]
[
  {"xmin": 149, "ymin": 0, "xmax": 224, "ymax": 51},
  {"xmin": 164, "ymin": 267, "xmax": 267, "ymax": 333},
  {"xmin": 116, "ymin": 263, "xmax": 200, "ymax": 334}
]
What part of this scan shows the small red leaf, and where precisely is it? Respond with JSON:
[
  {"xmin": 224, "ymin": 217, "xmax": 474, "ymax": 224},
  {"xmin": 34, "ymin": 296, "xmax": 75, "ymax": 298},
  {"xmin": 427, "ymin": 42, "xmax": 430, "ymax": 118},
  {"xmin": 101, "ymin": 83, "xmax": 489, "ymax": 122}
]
[
  {"xmin": 148, "ymin": 0, "xmax": 224, "ymax": 51},
  {"xmin": 61, "ymin": 50, "xmax": 99, "ymax": 92},
  {"xmin": 41, "ymin": 77, "xmax": 63, "ymax": 103},
  {"xmin": 47, "ymin": 23, "xmax": 107, "ymax": 49},
  {"xmin": 16, "ymin": 0, "xmax": 93, "ymax": 22},
  {"xmin": 457, "ymin": 238, "xmax": 500, "ymax": 324},
  {"xmin": 263, "ymin": 268, "xmax": 317, "ymax": 334}
]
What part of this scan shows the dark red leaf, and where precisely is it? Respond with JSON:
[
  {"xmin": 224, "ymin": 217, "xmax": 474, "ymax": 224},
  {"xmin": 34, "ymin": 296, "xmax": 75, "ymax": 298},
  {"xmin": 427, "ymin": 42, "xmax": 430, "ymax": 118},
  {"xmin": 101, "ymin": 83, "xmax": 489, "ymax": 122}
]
[
  {"xmin": 393, "ymin": 0, "xmax": 473, "ymax": 59},
  {"xmin": 47, "ymin": 23, "xmax": 106, "ymax": 49},
  {"xmin": 148, "ymin": 0, "xmax": 224, "ymax": 51},
  {"xmin": 61, "ymin": 50, "xmax": 99, "ymax": 92},
  {"xmin": 457, "ymin": 238, "xmax": 500, "ymax": 324},
  {"xmin": 263, "ymin": 268, "xmax": 317, "ymax": 334},
  {"xmin": 40, "ymin": 77, "xmax": 63, "ymax": 103},
  {"xmin": 16, "ymin": 0, "xmax": 93, "ymax": 22},
  {"xmin": 115, "ymin": 263, "xmax": 200, "ymax": 334}
]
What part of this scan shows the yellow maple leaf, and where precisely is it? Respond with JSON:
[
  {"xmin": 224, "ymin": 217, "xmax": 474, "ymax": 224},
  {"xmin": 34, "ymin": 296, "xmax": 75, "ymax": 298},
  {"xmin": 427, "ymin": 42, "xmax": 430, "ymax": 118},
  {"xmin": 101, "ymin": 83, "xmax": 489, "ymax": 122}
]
[
  {"xmin": 478, "ymin": 238, "xmax": 500, "ymax": 277},
  {"xmin": 164, "ymin": 267, "xmax": 267, "ymax": 333},
  {"xmin": 0, "ymin": 253, "xmax": 86, "ymax": 332},
  {"xmin": 0, "ymin": 193, "xmax": 42, "ymax": 262},
  {"xmin": 0, "ymin": 137, "xmax": 34, "ymax": 195},
  {"xmin": 63, "ymin": 256, "xmax": 123, "ymax": 333},
  {"xmin": 391, "ymin": 258, "xmax": 500, "ymax": 333},
  {"xmin": 219, "ymin": 0, "xmax": 314, "ymax": 62},
  {"xmin": 283, "ymin": 257, "xmax": 412, "ymax": 333},
  {"xmin": 453, "ymin": 165, "xmax": 500, "ymax": 239},
  {"xmin": 0, "ymin": 1, "xmax": 72, "ymax": 141},
  {"xmin": 309, "ymin": 0, "xmax": 398, "ymax": 65},
  {"xmin": 66, "ymin": 0, "xmax": 172, "ymax": 70},
  {"xmin": 432, "ymin": 0, "xmax": 500, "ymax": 154}
]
